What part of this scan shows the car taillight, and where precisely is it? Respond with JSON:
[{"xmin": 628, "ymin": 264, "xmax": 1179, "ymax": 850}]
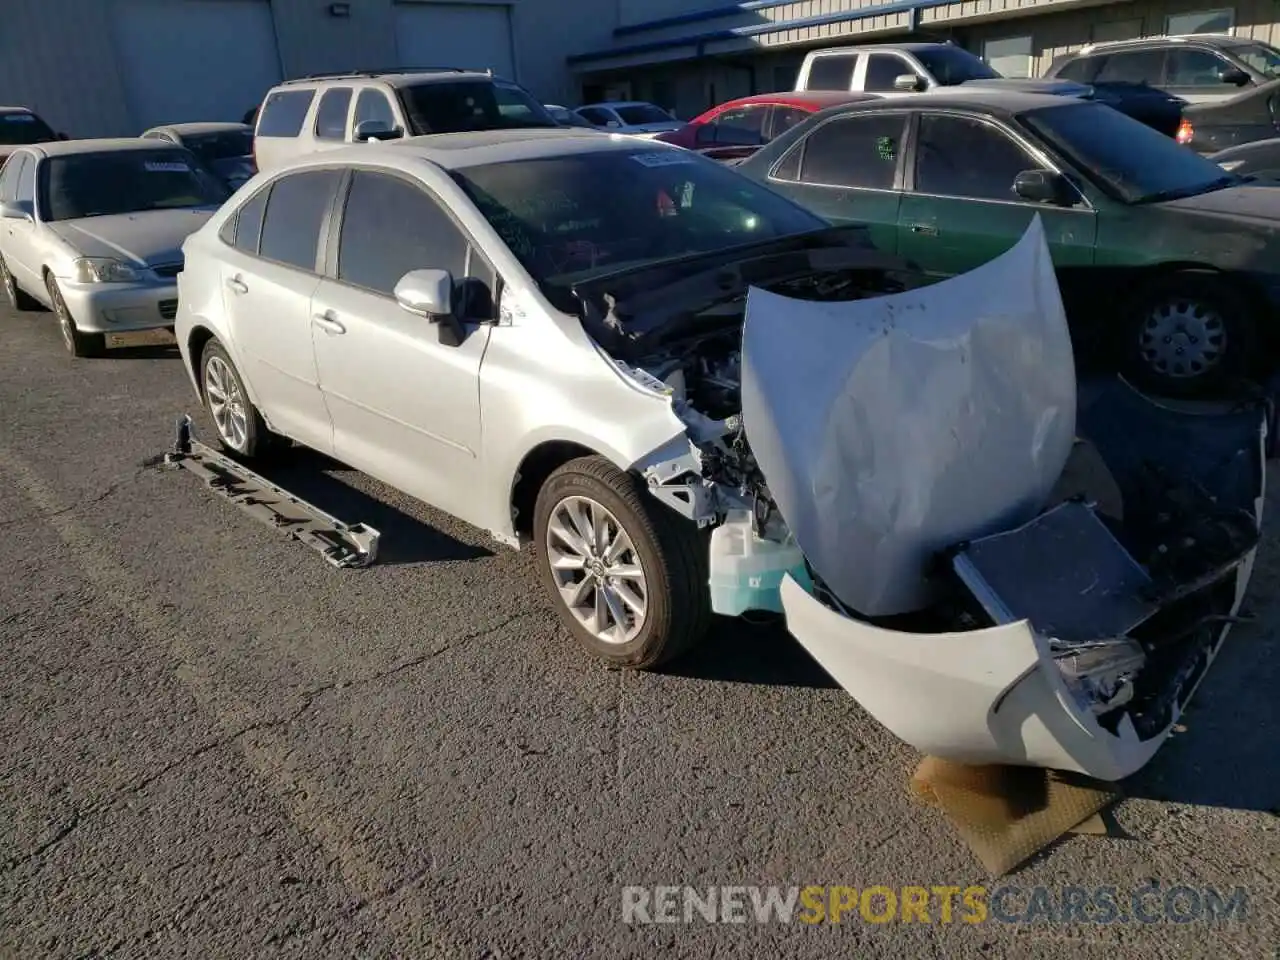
[{"xmin": 1176, "ymin": 118, "xmax": 1194, "ymax": 145}]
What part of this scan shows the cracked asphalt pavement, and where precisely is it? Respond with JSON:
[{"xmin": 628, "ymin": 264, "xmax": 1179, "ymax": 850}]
[{"xmin": 1, "ymin": 306, "xmax": 1277, "ymax": 959}]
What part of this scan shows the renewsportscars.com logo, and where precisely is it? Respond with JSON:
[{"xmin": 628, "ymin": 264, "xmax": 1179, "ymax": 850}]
[{"xmin": 621, "ymin": 884, "xmax": 1250, "ymax": 926}]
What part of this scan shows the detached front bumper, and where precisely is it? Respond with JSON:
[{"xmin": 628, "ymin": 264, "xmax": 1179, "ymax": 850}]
[
  {"xmin": 58, "ymin": 279, "xmax": 178, "ymax": 334},
  {"xmin": 779, "ymin": 381, "xmax": 1266, "ymax": 782}
]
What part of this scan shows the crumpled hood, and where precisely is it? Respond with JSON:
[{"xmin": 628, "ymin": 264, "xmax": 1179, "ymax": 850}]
[
  {"xmin": 739, "ymin": 217, "xmax": 1077, "ymax": 616},
  {"xmin": 959, "ymin": 78, "xmax": 1093, "ymax": 97},
  {"xmin": 47, "ymin": 207, "xmax": 216, "ymax": 267}
]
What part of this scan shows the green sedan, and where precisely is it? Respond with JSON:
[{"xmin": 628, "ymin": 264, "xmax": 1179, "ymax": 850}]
[{"xmin": 736, "ymin": 90, "xmax": 1280, "ymax": 395}]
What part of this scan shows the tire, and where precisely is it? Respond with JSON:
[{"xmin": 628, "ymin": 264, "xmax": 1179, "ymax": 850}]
[
  {"xmin": 1121, "ymin": 273, "xmax": 1255, "ymax": 397},
  {"xmin": 533, "ymin": 455, "xmax": 711, "ymax": 670},
  {"xmin": 199, "ymin": 338, "xmax": 278, "ymax": 458},
  {"xmin": 0, "ymin": 256, "xmax": 39, "ymax": 311},
  {"xmin": 46, "ymin": 275, "xmax": 105, "ymax": 358}
]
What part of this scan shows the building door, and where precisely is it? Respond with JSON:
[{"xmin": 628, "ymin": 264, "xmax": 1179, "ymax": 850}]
[
  {"xmin": 112, "ymin": 0, "xmax": 282, "ymax": 130},
  {"xmin": 394, "ymin": 3, "xmax": 516, "ymax": 80}
]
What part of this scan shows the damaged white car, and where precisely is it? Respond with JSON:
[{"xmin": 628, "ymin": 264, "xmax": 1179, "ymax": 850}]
[{"xmin": 175, "ymin": 132, "xmax": 1265, "ymax": 780}]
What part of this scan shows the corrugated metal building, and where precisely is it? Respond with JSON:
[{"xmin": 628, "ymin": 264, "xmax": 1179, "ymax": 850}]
[
  {"xmin": 0, "ymin": 0, "xmax": 1276, "ymax": 136},
  {"xmin": 572, "ymin": 0, "xmax": 1280, "ymax": 118},
  {"xmin": 0, "ymin": 0, "xmax": 615, "ymax": 137}
]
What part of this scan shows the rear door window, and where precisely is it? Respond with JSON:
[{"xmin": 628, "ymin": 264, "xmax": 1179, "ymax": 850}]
[
  {"xmin": 1094, "ymin": 49, "xmax": 1166, "ymax": 84},
  {"xmin": 697, "ymin": 106, "xmax": 769, "ymax": 147},
  {"xmin": 806, "ymin": 55, "xmax": 855, "ymax": 90},
  {"xmin": 798, "ymin": 113, "xmax": 906, "ymax": 189},
  {"xmin": 258, "ymin": 169, "xmax": 341, "ymax": 271},
  {"xmin": 313, "ymin": 88, "xmax": 353, "ymax": 141},
  {"xmin": 770, "ymin": 106, "xmax": 810, "ymax": 139},
  {"xmin": 256, "ymin": 89, "xmax": 316, "ymax": 138}
]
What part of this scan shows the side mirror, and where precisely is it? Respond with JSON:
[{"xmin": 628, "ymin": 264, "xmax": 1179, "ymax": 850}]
[
  {"xmin": 894, "ymin": 74, "xmax": 925, "ymax": 92},
  {"xmin": 0, "ymin": 200, "xmax": 32, "ymax": 221},
  {"xmin": 353, "ymin": 120, "xmax": 403, "ymax": 143},
  {"xmin": 1012, "ymin": 169, "xmax": 1073, "ymax": 206},
  {"xmin": 394, "ymin": 268, "xmax": 464, "ymax": 346},
  {"xmin": 1221, "ymin": 67, "xmax": 1251, "ymax": 87}
]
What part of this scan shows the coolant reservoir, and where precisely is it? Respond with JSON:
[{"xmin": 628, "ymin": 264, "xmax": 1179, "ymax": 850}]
[{"xmin": 708, "ymin": 510, "xmax": 812, "ymax": 616}]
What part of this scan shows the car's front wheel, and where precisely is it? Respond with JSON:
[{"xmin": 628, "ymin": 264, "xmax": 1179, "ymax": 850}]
[
  {"xmin": 533, "ymin": 455, "xmax": 711, "ymax": 670},
  {"xmin": 200, "ymin": 338, "xmax": 276, "ymax": 458},
  {"xmin": 46, "ymin": 275, "xmax": 105, "ymax": 357},
  {"xmin": 0, "ymin": 256, "xmax": 39, "ymax": 311},
  {"xmin": 1123, "ymin": 273, "xmax": 1255, "ymax": 397}
]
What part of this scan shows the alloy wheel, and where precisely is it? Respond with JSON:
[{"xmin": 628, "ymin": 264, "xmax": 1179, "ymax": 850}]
[
  {"xmin": 204, "ymin": 355, "xmax": 249, "ymax": 451},
  {"xmin": 545, "ymin": 495, "xmax": 648, "ymax": 645}
]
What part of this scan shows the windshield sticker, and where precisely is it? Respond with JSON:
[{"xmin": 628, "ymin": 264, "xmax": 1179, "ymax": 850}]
[
  {"xmin": 4, "ymin": 114, "xmax": 36, "ymax": 123},
  {"xmin": 630, "ymin": 151, "xmax": 695, "ymax": 168},
  {"xmin": 145, "ymin": 161, "xmax": 190, "ymax": 173}
]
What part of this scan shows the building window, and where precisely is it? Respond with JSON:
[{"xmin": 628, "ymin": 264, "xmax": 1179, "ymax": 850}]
[
  {"xmin": 983, "ymin": 35, "xmax": 1033, "ymax": 78},
  {"xmin": 1091, "ymin": 18, "xmax": 1143, "ymax": 42},
  {"xmin": 1166, "ymin": 9, "xmax": 1234, "ymax": 35}
]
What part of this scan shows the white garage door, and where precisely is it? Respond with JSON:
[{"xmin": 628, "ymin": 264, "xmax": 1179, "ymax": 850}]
[
  {"xmin": 112, "ymin": 0, "xmax": 282, "ymax": 131},
  {"xmin": 395, "ymin": 3, "xmax": 516, "ymax": 81}
]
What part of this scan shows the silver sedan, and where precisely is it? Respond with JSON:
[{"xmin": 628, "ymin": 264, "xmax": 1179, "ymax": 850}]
[{"xmin": 0, "ymin": 138, "xmax": 229, "ymax": 356}]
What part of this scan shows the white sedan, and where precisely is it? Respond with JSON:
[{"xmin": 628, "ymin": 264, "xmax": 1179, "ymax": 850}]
[
  {"xmin": 172, "ymin": 130, "xmax": 1265, "ymax": 781},
  {"xmin": 0, "ymin": 138, "xmax": 229, "ymax": 355}
]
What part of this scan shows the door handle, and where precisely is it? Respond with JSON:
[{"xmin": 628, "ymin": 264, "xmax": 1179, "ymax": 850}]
[
  {"xmin": 908, "ymin": 223, "xmax": 939, "ymax": 236},
  {"xmin": 225, "ymin": 276, "xmax": 248, "ymax": 294},
  {"xmin": 311, "ymin": 311, "xmax": 346, "ymax": 335}
]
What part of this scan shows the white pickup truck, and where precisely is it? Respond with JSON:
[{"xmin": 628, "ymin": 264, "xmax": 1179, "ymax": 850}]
[{"xmin": 795, "ymin": 41, "xmax": 1092, "ymax": 97}]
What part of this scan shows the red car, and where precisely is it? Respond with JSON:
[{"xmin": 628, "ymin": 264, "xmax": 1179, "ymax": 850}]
[{"xmin": 653, "ymin": 91, "xmax": 880, "ymax": 162}]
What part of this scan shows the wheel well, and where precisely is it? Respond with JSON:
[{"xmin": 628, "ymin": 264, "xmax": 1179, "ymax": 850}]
[
  {"xmin": 511, "ymin": 441, "xmax": 597, "ymax": 536},
  {"xmin": 186, "ymin": 326, "xmax": 216, "ymax": 394}
]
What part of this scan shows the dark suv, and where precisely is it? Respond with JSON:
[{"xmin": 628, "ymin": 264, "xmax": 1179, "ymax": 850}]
[
  {"xmin": 1047, "ymin": 35, "xmax": 1280, "ymax": 103},
  {"xmin": 1047, "ymin": 35, "xmax": 1280, "ymax": 152}
]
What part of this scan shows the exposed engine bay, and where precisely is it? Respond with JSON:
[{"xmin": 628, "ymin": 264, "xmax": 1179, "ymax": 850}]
[{"xmin": 573, "ymin": 218, "xmax": 1268, "ymax": 780}]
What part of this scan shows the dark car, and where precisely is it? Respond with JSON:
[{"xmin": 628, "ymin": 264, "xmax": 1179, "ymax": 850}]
[
  {"xmin": 1175, "ymin": 79, "xmax": 1280, "ymax": 153},
  {"xmin": 0, "ymin": 107, "xmax": 66, "ymax": 166},
  {"xmin": 736, "ymin": 91, "xmax": 1280, "ymax": 396},
  {"xmin": 654, "ymin": 91, "xmax": 880, "ymax": 162},
  {"xmin": 141, "ymin": 122, "xmax": 256, "ymax": 189},
  {"xmin": 1210, "ymin": 136, "xmax": 1280, "ymax": 180}
]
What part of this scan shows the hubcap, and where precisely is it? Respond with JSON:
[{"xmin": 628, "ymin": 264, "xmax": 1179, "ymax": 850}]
[
  {"xmin": 1139, "ymin": 299, "xmax": 1226, "ymax": 379},
  {"xmin": 49, "ymin": 284, "xmax": 73, "ymax": 350},
  {"xmin": 204, "ymin": 355, "xmax": 249, "ymax": 450},
  {"xmin": 545, "ymin": 495, "xmax": 648, "ymax": 645}
]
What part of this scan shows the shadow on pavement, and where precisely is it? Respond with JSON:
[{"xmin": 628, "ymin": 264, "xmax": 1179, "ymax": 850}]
[
  {"xmin": 253, "ymin": 445, "xmax": 494, "ymax": 566},
  {"xmin": 661, "ymin": 614, "xmax": 839, "ymax": 689}
]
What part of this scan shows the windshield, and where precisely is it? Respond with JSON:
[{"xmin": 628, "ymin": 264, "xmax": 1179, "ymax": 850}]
[
  {"xmin": 0, "ymin": 112, "xmax": 57, "ymax": 146},
  {"xmin": 616, "ymin": 104, "xmax": 675, "ymax": 125},
  {"xmin": 1020, "ymin": 101, "xmax": 1235, "ymax": 203},
  {"xmin": 449, "ymin": 149, "xmax": 826, "ymax": 284},
  {"xmin": 184, "ymin": 130, "xmax": 254, "ymax": 161},
  {"xmin": 400, "ymin": 80, "xmax": 560, "ymax": 134},
  {"xmin": 40, "ymin": 149, "xmax": 230, "ymax": 221},
  {"xmin": 915, "ymin": 46, "xmax": 1002, "ymax": 85},
  {"xmin": 1231, "ymin": 41, "xmax": 1280, "ymax": 79}
]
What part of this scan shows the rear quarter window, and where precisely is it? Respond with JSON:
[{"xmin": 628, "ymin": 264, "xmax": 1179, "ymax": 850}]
[
  {"xmin": 257, "ymin": 89, "xmax": 316, "ymax": 138},
  {"xmin": 1054, "ymin": 57, "xmax": 1096, "ymax": 82}
]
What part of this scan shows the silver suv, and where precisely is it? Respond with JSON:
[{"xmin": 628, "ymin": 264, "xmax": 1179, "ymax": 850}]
[{"xmin": 252, "ymin": 68, "xmax": 560, "ymax": 172}]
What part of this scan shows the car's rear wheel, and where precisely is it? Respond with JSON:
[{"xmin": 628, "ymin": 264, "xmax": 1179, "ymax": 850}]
[
  {"xmin": 1123, "ymin": 273, "xmax": 1255, "ymax": 397},
  {"xmin": 46, "ymin": 275, "xmax": 105, "ymax": 357},
  {"xmin": 200, "ymin": 338, "xmax": 276, "ymax": 458},
  {"xmin": 533, "ymin": 455, "xmax": 710, "ymax": 670},
  {"xmin": 0, "ymin": 256, "xmax": 39, "ymax": 311}
]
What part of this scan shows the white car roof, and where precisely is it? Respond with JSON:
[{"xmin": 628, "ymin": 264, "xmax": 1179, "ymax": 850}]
[
  {"xmin": 27, "ymin": 137, "xmax": 188, "ymax": 158},
  {"xmin": 580, "ymin": 101, "xmax": 656, "ymax": 110},
  {"xmin": 146, "ymin": 122, "xmax": 251, "ymax": 136},
  {"xmin": 275, "ymin": 70, "xmax": 495, "ymax": 91},
  {"xmin": 273, "ymin": 128, "xmax": 677, "ymax": 173}
]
